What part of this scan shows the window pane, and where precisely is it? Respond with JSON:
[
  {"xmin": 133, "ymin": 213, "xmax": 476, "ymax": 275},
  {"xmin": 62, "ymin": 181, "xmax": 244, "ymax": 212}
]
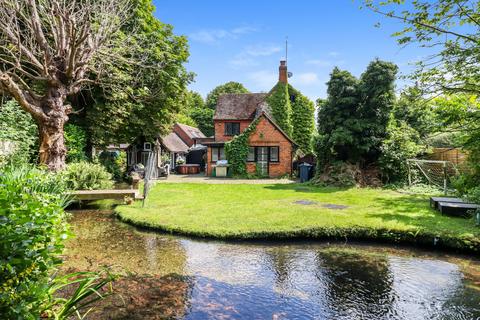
[
  {"xmin": 233, "ymin": 123, "xmax": 240, "ymax": 135},
  {"xmin": 219, "ymin": 147, "xmax": 225, "ymax": 160},
  {"xmin": 270, "ymin": 147, "xmax": 279, "ymax": 162},
  {"xmin": 212, "ymin": 147, "xmax": 218, "ymax": 161},
  {"xmin": 247, "ymin": 147, "xmax": 255, "ymax": 162}
]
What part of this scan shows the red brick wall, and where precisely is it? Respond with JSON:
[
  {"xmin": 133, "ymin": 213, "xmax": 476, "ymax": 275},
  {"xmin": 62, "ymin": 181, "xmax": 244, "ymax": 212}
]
[
  {"xmin": 207, "ymin": 116, "xmax": 293, "ymax": 177},
  {"xmin": 246, "ymin": 116, "xmax": 293, "ymax": 177},
  {"xmin": 214, "ymin": 120, "xmax": 251, "ymax": 142}
]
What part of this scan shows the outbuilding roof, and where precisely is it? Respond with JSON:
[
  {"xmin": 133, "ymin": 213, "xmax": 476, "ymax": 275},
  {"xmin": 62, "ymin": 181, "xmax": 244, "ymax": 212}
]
[
  {"xmin": 175, "ymin": 123, "xmax": 206, "ymax": 139},
  {"xmin": 214, "ymin": 93, "xmax": 268, "ymax": 120},
  {"xmin": 161, "ymin": 132, "xmax": 189, "ymax": 153}
]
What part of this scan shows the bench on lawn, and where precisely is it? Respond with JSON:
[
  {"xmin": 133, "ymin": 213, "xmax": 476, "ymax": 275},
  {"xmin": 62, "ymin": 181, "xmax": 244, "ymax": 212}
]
[
  {"xmin": 437, "ymin": 202, "xmax": 480, "ymax": 218},
  {"xmin": 430, "ymin": 197, "xmax": 465, "ymax": 210},
  {"xmin": 430, "ymin": 196, "xmax": 480, "ymax": 218}
]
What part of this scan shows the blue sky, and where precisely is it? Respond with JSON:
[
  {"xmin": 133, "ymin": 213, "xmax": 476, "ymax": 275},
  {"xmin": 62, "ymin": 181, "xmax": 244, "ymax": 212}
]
[{"xmin": 153, "ymin": 0, "xmax": 425, "ymax": 101}]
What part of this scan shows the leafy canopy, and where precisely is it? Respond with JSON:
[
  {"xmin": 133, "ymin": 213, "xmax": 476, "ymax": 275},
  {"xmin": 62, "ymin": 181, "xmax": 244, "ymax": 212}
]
[
  {"xmin": 316, "ymin": 60, "xmax": 398, "ymax": 166},
  {"xmin": 205, "ymin": 81, "xmax": 249, "ymax": 110},
  {"xmin": 73, "ymin": 0, "xmax": 192, "ymax": 146}
]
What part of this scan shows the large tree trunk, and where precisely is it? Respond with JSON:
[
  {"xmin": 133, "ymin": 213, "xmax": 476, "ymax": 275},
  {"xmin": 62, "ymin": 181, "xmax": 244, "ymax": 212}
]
[{"xmin": 37, "ymin": 89, "xmax": 69, "ymax": 171}]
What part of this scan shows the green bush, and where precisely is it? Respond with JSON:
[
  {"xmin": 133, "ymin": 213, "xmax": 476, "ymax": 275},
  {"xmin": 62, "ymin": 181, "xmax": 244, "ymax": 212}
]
[
  {"xmin": 63, "ymin": 161, "xmax": 114, "ymax": 190},
  {"xmin": 225, "ymin": 118, "xmax": 259, "ymax": 177},
  {"xmin": 98, "ymin": 151, "xmax": 126, "ymax": 181},
  {"xmin": 379, "ymin": 119, "xmax": 425, "ymax": 182},
  {"xmin": 64, "ymin": 124, "xmax": 87, "ymax": 163},
  {"xmin": 0, "ymin": 100, "xmax": 38, "ymax": 165},
  {"xmin": 0, "ymin": 165, "xmax": 69, "ymax": 319}
]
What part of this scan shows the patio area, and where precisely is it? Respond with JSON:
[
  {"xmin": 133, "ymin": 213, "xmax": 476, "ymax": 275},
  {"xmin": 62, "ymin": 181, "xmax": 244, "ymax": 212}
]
[{"xmin": 156, "ymin": 173, "xmax": 296, "ymax": 184}]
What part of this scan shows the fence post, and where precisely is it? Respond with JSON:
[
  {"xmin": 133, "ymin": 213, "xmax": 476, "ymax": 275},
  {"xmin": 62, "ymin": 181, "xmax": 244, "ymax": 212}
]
[
  {"xmin": 443, "ymin": 161, "xmax": 447, "ymax": 195},
  {"xmin": 407, "ymin": 160, "xmax": 412, "ymax": 186}
]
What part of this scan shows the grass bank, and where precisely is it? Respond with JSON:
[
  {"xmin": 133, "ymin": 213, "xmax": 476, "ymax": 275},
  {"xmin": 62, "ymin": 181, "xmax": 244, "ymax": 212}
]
[{"xmin": 115, "ymin": 183, "xmax": 480, "ymax": 253}]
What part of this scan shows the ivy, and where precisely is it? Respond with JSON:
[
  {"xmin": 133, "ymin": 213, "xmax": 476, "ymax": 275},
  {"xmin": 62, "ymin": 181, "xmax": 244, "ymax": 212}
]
[
  {"xmin": 225, "ymin": 118, "xmax": 260, "ymax": 177},
  {"xmin": 266, "ymin": 82, "xmax": 292, "ymax": 136},
  {"xmin": 289, "ymin": 85, "xmax": 315, "ymax": 153}
]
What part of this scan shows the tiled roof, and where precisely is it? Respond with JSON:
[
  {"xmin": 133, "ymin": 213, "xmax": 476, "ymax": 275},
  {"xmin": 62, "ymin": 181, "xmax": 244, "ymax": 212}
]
[
  {"xmin": 214, "ymin": 93, "xmax": 268, "ymax": 120},
  {"xmin": 161, "ymin": 132, "xmax": 189, "ymax": 153},
  {"xmin": 175, "ymin": 123, "xmax": 206, "ymax": 139}
]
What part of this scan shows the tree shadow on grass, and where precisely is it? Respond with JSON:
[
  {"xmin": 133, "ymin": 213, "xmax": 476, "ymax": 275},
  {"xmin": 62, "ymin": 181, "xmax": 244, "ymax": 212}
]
[
  {"xmin": 370, "ymin": 195, "xmax": 477, "ymax": 232},
  {"xmin": 263, "ymin": 183, "xmax": 350, "ymax": 194}
]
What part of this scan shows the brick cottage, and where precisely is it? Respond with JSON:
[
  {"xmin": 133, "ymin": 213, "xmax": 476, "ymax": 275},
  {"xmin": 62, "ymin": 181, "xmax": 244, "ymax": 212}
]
[{"xmin": 203, "ymin": 61, "xmax": 296, "ymax": 177}]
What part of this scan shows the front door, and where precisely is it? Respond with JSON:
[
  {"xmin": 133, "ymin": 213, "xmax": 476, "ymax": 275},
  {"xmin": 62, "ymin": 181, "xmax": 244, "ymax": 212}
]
[{"xmin": 257, "ymin": 147, "xmax": 269, "ymax": 176}]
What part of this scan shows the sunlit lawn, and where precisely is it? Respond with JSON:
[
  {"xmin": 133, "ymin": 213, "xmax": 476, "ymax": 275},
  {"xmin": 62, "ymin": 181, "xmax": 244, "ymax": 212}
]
[{"xmin": 115, "ymin": 183, "xmax": 480, "ymax": 246}]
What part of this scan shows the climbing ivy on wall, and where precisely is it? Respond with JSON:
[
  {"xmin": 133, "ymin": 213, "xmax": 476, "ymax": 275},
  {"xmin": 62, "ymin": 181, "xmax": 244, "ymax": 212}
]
[
  {"xmin": 266, "ymin": 82, "xmax": 292, "ymax": 136},
  {"xmin": 289, "ymin": 87, "xmax": 315, "ymax": 153},
  {"xmin": 225, "ymin": 118, "xmax": 260, "ymax": 177}
]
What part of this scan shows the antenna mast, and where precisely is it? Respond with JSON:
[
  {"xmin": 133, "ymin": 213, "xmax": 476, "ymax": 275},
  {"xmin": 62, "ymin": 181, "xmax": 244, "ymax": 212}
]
[{"xmin": 285, "ymin": 36, "xmax": 288, "ymax": 65}]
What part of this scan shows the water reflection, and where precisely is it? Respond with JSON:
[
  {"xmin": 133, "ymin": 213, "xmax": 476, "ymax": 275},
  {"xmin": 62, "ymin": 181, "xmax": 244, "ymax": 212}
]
[{"xmin": 65, "ymin": 210, "xmax": 480, "ymax": 320}]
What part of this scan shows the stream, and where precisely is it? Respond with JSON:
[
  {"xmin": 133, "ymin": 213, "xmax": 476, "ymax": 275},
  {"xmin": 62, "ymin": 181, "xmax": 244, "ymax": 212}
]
[{"xmin": 63, "ymin": 209, "xmax": 480, "ymax": 320}]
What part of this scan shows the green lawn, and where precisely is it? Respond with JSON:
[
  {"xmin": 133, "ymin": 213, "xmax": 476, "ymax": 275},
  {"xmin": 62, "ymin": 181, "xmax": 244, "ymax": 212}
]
[{"xmin": 116, "ymin": 183, "xmax": 480, "ymax": 252}]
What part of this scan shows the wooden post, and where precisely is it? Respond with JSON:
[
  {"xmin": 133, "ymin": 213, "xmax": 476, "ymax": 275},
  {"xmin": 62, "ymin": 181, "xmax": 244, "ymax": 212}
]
[
  {"xmin": 407, "ymin": 160, "xmax": 412, "ymax": 186},
  {"xmin": 443, "ymin": 161, "xmax": 447, "ymax": 195}
]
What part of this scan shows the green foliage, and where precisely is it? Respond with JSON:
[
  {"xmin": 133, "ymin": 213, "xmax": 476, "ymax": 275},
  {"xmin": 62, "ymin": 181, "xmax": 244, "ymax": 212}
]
[
  {"xmin": 225, "ymin": 118, "xmax": 259, "ymax": 177},
  {"xmin": 205, "ymin": 81, "xmax": 249, "ymax": 110},
  {"xmin": 98, "ymin": 151, "xmax": 127, "ymax": 181},
  {"xmin": 0, "ymin": 165, "xmax": 68, "ymax": 319},
  {"xmin": 186, "ymin": 91, "xmax": 205, "ymax": 110},
  {"xmin": 74, "ymin": 0, "xmax": 192, "ymax": 146},
  {"xmin": 63, "ymin": 162, "xmax": 114, "ymax": 190},
  {"xmin": 45, "ymin": 270, "xmax": 116, "ymax": 320},
  {"xmin": 266, "ymin": 82, "xmax": 293, "ymax": 136},
  {"xmin": 289, "ymin": 86, "xmax": 315, "ymax": 153},
  {"xmin": 379, "ymin": 118, "xmax": 425, "ymax": 182},
  {"xmin": 366, "ymin": 0, "xmax": 480, "ymax": 97},
  {"xmin": 64, "ymin": 124, "xmax": 87, "ymax": 163},
  {"xmin": 315, "ymin": 60, "xmax": 398, "ymax": 167},
  {"xmin": 393, "ymin": 87, "xmax": 438, "ymax": 138},
  {"xmin": 189, "ymin": 107, "xmax": 215, "ymax": 137},
  {"xmin": 0, "ymin": 100, "xmax": 38, "ymax": 164}
]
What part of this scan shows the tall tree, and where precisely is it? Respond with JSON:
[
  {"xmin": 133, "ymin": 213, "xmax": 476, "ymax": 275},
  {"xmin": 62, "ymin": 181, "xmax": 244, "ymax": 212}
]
[
  {"xmin": 315, "ymin": 60, "xmax": 397, "ymax": 166},
  {"xmin": 73, "ymin": 0, "xmax": 191, "ymax": 147},
  {"xmin": 0, "ymin": 0, "xmax": 130, "ymax": 170},
  {"xmin": 205, "ymin": 81, "xmax": 249, "ymax": 109},
  {"xmin": 316, "ymin": 67, "xmax": 360, "ymax": 165}
]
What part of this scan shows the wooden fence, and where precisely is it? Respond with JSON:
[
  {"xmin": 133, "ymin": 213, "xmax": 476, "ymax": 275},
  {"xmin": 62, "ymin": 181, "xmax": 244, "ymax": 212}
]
[{"xmin": 428, "ymin": 148, "xmax": 467, "ymax": 165}]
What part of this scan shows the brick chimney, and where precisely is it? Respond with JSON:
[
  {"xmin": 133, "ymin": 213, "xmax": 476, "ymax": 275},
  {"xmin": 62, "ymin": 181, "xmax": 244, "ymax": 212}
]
[{"xmin": 279, "ymin": 60, "xmax": 288, "ymax": 84}]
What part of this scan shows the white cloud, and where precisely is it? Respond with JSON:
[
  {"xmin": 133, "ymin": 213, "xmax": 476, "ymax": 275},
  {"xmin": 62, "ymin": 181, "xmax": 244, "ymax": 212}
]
[
  {"xmin": 291, "ymin": 72, "xmax": 320, "ymax": 86},
  {"xmin": 189, "ymin": 26, "xmax": 257, "ymax": 44},
  {"xmin": 229, "ymin": 44, "xmax": 281, "ymax": 68},
  {"xmin": 328, "ymin": 51, "xmax": 340, "ymax": 57},
  {"xmin": 244, "ymin": 44, "xmax": 282, "ymax": 57},
  {"xmin": 306, "ymin": 59, "xmax": 333, "ymax": 67},
  {"xmin": 248, "ymin": 70, "xmax": 277, "ymax": 89},
  {"xmin": 306, "ymin": 58, "xmax": 345, "ymax": 69}
]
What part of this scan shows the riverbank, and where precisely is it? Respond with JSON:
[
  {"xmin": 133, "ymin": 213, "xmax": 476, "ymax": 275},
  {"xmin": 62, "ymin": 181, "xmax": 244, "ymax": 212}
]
[{"xmin": 115, "ymin": 183, "xmax": 480, "ymax": 253}]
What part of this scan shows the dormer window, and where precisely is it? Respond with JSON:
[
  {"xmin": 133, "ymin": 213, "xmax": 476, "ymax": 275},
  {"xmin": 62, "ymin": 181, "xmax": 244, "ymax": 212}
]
[
  {"xmin": 225, "ymin": 122, "xmax": 240, "ymax": 136},
  {"xmin": 143, "ymin": 142, "xmax": 152, "ymax": 151}
]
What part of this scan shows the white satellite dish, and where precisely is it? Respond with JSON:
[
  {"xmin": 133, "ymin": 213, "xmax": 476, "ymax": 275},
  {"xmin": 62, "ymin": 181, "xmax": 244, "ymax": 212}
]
[{"xmin": 287, "ymin": 72, "xmax": 293, "ymax": 78}]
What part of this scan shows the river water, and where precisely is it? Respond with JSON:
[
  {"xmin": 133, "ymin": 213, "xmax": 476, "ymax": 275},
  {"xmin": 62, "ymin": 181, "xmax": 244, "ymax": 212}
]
[{"xmin": 63, "ymin": 209, "xmax": 480, "ymax": 320}]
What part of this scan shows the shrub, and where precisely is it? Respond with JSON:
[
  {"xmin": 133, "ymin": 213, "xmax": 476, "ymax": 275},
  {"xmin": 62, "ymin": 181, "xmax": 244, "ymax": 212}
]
[
  {"xmin": 379, "ymin": 119, "xmax": 425, "ymax": 183},
  {"xmin": 64, "ymin": 124, "xmax": 87, "ymax": 163},
  {"xmin": 0, "ymin": 165, "xmax": 68, "ymax": 319},
  {"xmin": 98, "ymin": 151, "xmax": 126, "ymax": 181},
  {"xmin": 63, "ymin": 161, "xmax": 114, "ymax": 190},
  {"xmin": 0, "ymin": 100, "xmax": 38, "ymax": 165}
]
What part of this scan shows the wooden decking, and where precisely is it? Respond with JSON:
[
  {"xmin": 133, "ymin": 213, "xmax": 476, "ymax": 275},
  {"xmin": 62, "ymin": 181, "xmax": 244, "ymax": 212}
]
[{"xmin": 70, "ymin": 189, "xmax": 142, "ymax": 201}]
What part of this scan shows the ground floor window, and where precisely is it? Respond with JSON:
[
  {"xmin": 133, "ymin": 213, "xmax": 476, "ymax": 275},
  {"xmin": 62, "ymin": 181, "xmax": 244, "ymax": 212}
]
[
  {"xmin": 211, "ymin": 147, "xmax": 226, "ymax": 162},
  {"xmin": 246, "ymin": 146, "xmax": 280, "ymax": 163}
]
